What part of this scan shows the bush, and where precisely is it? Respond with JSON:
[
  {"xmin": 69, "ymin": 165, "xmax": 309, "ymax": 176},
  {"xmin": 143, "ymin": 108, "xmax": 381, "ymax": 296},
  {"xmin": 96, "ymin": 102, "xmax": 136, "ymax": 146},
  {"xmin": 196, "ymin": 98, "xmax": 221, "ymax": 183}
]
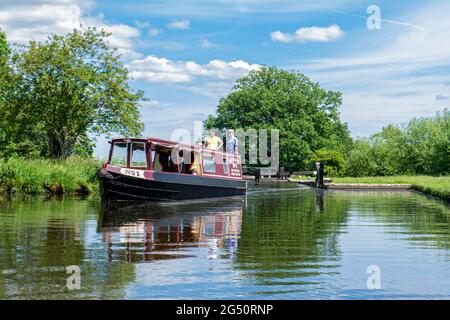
[
  {"xmin": 309, "ymin": 149, "xmax": 345, "ymax": 176},
  {"xmin": 345, "ymin": 110, "xmax": 450, "ymax": 176},
  {"xmin": 0, "ymin": 160, "xmax": 16, "ymax": 192}
]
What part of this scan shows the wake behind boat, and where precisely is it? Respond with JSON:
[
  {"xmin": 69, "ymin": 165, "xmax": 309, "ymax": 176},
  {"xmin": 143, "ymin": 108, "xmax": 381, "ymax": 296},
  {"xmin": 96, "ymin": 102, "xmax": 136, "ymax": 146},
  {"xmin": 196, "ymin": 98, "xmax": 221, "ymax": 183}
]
[{"xmin": 97, "ymin": 137, "xmax": 247, "ymax": 201}]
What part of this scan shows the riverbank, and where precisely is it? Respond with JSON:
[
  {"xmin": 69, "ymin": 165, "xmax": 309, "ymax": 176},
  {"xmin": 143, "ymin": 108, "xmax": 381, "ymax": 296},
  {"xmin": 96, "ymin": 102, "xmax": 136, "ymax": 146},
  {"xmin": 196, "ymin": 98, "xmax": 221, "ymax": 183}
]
[
  {"xmin": 289, "ymin": 175, "xmax": 450, "ymax": 201},
  {"xmin": 2, "ymin": 158, "xmax": 449, "ymax": 202},
  {"xmin": 0, "ymin": 157, "xmax": 102, "ymax": 195},
  {"xmin": 333, "ymin": 176, "xmax": 450, "ymax": 201}
]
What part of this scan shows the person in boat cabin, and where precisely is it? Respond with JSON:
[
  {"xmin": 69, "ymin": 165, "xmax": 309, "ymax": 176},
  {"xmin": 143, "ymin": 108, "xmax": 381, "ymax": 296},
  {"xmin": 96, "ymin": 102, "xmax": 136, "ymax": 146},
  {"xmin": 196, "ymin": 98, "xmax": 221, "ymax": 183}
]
[
  {"xmin": 226, "ymin": 129, "xmax": 238, "ymax": 154},
  {"xmin": 204, "ymin": 129, "xmax": 223, "ymax": 151},
  {"xmin": 189, "ymin": 142, "xmax": 203, "ymax": 175}
]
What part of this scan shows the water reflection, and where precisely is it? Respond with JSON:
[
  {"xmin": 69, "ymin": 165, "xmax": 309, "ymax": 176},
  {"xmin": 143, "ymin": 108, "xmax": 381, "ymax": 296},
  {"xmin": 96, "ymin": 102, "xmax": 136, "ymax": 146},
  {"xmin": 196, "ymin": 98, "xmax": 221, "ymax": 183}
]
[
  {"xmin": 0, "ymin": 197, "xmax": 135, "ymax": 299},
  {"xmin": 99, "ymin": 198, "xmax": 245, "ymax": 263},
  {"xmin": 1, "ymin": 187, "xmax": 450, "ymax": 299},
  {"xmin": 316, "ymin": 189, "xmax": 324, "ymax": 213},
  {"xmin": 234, "ymin": 188, "xmax": 349, "ymax": 296}
]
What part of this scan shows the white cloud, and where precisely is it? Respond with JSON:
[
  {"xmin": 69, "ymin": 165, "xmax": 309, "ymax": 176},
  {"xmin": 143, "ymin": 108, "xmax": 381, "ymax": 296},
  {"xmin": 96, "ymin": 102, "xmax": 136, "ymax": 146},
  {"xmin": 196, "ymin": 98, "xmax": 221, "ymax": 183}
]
[
  {"xmin": 271, "ymin": 24, "xmax": 344, "ymax": 43},
  {"xmin": 148, "ymin": 27, "xmax": 162, "ymax": 37},
  {"xmin": 142, "ymin": 100, "xmax": 162, "ymax": 107},
  {"xmin": 0, "ymin": 2, "xmax": 140, "ymax": 50},
  {"xmin": 270, "ymin": 31, "xmax": 292, "ymax": 42},
  {"xmin": 115, "ymin": 48, "xmax": 144, "ymax": 61},
  {"xmin": 200, "ymin": 38, "xmax": 219, "ymax": 48},
  {"xmin": 435, "ymin": 95, "xmax": 449, "ymax": 101},
  {"xmin": 167, "ymin": 19, "xmax": 190, "ymax": 30},
  {"xmin": 134, "ymin": 20, "xmax": 151, "ymax": 29},
  {"xmin": 128, "ymin": 55, "xmax": 261, "ymax": 83},
  {"xmin": 133, "ymin": 20, "xmax": 162, "ymax": 37}
]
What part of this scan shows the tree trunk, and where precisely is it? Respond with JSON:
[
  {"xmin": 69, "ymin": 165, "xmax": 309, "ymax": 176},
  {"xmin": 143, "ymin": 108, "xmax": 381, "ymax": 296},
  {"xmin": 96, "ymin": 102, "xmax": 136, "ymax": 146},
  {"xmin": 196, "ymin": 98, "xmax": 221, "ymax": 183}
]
[
  {"xmin": 49, "ymin": 137, "xmax": 64, "ymax": 159},
  {"xmin": 49, "ymin": 135, "xmax": 77, "ymax": 159}
]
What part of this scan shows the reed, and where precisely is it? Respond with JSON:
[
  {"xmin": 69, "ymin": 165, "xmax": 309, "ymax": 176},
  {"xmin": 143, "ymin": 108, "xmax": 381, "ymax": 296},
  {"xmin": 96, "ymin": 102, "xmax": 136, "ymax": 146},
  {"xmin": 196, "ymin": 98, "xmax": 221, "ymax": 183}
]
[{"xmin": 0, "ymin": 157, "xmax": 102, "ymax": 195}]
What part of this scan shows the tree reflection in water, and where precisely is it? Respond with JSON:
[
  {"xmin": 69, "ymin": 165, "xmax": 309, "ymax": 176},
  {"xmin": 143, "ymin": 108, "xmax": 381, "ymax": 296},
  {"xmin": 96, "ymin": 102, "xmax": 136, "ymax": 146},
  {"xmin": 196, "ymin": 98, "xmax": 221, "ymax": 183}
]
[{"xmin": 234, "ymin": 189, "xmax": 350, "ymax": 291}]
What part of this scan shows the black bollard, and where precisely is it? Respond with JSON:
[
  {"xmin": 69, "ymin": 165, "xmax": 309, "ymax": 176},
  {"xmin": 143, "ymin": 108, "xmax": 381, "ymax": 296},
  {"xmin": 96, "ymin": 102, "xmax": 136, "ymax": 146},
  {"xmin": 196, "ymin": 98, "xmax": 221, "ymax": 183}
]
[
  {"xmin": 315, "ymin": 162, "xmax": 324, "ymax": 188},
  {"xmin": 255, "ymin": 168, "xmax": 261, "ymax": 182}
]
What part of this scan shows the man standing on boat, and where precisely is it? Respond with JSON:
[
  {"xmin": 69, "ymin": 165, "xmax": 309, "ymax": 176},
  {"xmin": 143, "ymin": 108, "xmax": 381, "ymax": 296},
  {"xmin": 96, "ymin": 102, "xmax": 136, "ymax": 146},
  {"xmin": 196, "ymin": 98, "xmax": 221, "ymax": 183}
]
[
  {"xmin": 204, "ymin": 129, "xmax": 223, "ymax": 151},
  {"xmin": 226, "ymin": 129, "xmax": 238, "ymax": 154}
]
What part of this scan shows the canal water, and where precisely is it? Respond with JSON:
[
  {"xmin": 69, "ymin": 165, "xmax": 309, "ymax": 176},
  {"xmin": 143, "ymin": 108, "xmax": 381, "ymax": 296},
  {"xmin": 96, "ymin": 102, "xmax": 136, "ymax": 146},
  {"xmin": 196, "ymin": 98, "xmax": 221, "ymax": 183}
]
[{"xmin": 1, "ymin": 184, "xmax": 450, "ymax": 299}]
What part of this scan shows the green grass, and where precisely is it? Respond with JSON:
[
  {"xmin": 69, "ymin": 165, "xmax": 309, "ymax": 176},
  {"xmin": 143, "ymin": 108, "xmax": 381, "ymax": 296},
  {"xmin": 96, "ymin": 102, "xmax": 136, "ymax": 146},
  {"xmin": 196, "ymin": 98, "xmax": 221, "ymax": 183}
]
[
  {"xmin": 333, "ymin": 176, "xmax": 450, "ymax": 200},
  {"xmin": 289, "ymin": 175, "xmax": 315, "ymax": 181},
  {"xmin": 0, "ymin": 157, "xmax": 102, "ymax": 195}
]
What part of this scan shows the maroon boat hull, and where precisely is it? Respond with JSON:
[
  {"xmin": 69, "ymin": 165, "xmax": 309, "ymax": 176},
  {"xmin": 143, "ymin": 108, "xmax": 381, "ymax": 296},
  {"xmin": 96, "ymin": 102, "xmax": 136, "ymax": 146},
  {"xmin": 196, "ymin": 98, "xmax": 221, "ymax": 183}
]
[{"xmin": 98, "ymin": 169, "xmax": 247, "ymax": 201}]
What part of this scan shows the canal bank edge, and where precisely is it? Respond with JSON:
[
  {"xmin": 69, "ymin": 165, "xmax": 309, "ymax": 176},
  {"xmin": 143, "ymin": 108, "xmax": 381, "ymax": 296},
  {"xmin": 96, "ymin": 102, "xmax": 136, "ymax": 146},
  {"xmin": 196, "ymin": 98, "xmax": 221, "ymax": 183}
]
[{"xmin": 289, "ymin": 177, "xmax": 450, "ymax": 202}]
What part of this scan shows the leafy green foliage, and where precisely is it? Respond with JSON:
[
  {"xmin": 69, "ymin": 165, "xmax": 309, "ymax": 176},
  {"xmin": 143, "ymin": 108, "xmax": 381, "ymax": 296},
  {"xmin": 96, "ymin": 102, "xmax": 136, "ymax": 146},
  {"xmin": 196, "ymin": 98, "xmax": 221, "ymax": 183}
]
[
  {"xmin": 346, "ymin": 110, "xmax": 450, "ymax": 176},
  {"xmin": 309, "ymin": 148, "xmax": 345, "ymax": 176},
  {"xmin": 205, "ymin": 66, "xmax": 351, "ymax": 170},
  {"xmin": 0, "ymin": 29, "xmax": 13, "ymax": 157},
  {"xmin": 0, "ymin": 29, "xmax": 10, "ymax": 68},
  {"xmin": 0, "ymin": 28, "xmax": 144, "ymax": 159}
]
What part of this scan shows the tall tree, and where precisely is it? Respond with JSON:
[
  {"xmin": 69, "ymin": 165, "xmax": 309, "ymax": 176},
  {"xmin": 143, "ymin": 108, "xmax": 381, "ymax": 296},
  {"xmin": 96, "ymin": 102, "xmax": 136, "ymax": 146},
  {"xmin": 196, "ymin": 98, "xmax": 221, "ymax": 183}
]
[
  {"xmin": 0, "ymin": 29, "xmax": 12, "ymax": 154},
  {"xmin": 205, "ymin": 66, "xmax": 351, "ymax": 170},
  {"xmin": 0, "ymin": 29, "xmax": 11, "ymax": 102},
  {"xmin": 3, "ymin": 28, "xmax": 144, "ymax": 158},
  {"xmin": 0, "ymin": 29, "xmax": 10, "ymax": 67}
]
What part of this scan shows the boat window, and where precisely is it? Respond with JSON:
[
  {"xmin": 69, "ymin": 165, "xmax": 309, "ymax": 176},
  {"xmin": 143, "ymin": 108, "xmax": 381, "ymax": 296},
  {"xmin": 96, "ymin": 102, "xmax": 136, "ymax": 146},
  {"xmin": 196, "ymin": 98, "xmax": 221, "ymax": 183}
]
[
  {"xmin": 151, "ymin": 146, "xmax": 156, "ymax": 164},
  {"xmin": 153, "ymin": 145, "xmax": 178, "ymax": 173},
  {"xmin": 202, "ymin": 156, "xmax": 216, "ymax": 173},
  {"xmin": 110, "ymin": 142, "xmax": 128, "ymax": 166},
  {"xmin": 223, "ymin": 157, "xmax": 228, "ymax": 175},
  {"xmin": 130, "ymin": 142, "xmax": 147, "ymax": 168}
]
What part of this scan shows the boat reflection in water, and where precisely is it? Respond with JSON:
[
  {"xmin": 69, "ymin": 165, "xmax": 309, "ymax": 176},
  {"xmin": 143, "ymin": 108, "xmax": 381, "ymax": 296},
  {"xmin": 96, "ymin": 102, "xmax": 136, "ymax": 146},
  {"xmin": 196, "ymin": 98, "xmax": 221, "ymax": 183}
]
[{"xmin": 98, "ymin": 197, "xmax": 245, "ymax": 263}]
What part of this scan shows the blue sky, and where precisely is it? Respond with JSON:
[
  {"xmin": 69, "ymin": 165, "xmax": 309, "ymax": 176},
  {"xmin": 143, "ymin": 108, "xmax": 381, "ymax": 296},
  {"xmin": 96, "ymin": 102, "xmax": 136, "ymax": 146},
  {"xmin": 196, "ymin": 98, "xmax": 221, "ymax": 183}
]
[{"xmin": 1, "ymin": 0, "xmax": 449, "ymax": 157}]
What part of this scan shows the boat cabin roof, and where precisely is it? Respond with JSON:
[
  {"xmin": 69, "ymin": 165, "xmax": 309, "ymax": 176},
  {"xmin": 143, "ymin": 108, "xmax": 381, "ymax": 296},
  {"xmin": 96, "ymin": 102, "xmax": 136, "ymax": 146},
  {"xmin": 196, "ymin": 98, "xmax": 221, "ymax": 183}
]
[
  {"xmin": 107, "ymin": 137, "xmax": 242, "ymax": 179},
  {"xmin": 112, "ymin": 137, "xmax": 209, "ymax": 149}
]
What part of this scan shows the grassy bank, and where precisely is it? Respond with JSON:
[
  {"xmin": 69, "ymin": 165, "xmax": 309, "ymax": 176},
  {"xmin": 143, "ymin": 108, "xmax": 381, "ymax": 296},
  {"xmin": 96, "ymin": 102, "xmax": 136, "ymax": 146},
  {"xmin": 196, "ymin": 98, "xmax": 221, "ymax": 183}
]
[
  {"xmin": 0, "ymin": 157, "xmax": 102, "ymax": 195},
  {"xmin": 333, "ymin": 176, "xmax": 450, "ymax": 200}
]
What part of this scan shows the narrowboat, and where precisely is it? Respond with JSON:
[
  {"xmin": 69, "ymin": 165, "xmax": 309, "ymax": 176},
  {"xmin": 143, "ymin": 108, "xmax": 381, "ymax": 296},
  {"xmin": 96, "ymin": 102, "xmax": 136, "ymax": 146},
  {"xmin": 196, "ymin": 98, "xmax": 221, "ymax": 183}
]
[{"xmin": 97, "ymin": 137, "xmax": 247, "ymax": 201}]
